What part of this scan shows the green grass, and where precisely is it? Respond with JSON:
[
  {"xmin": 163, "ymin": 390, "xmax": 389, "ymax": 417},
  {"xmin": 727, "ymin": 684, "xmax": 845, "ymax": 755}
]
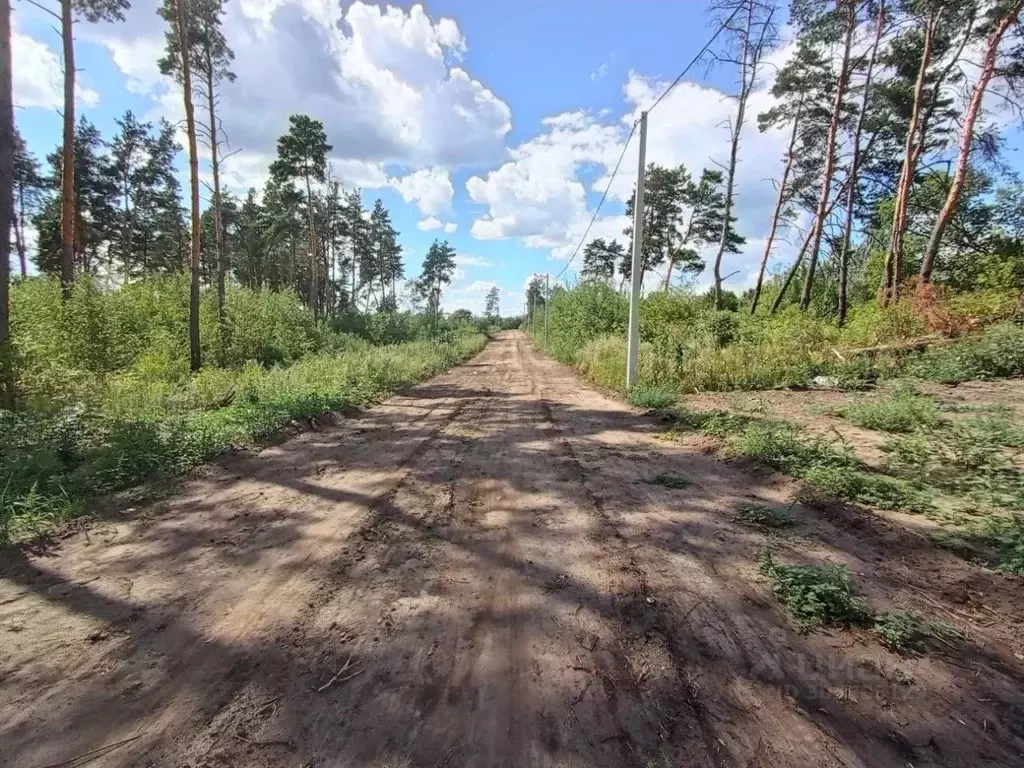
[
  {"xmin": 872, "ymin": 611, "xmax": 960, "ymax": 652},
  {"xmin": 835, "ymin": 386, "xmax": 942, "ymax": 433},
  {"xmin": 907, "ymin": 323, "xmax": 1024, "ymax": 383},
  {"xmin": 735, "ymin": 503, "xmax": 795, "ymax": 528},
  {"xmin": 628, "ymin": 386, "xmax": 678, "ymax": 410},
  {"xmin": 758, "ymin": 549, "xmax": 869, "ymax": 632},
  {"xmin": 0, "ymin": 333, "xmax": 486, "ymax": 544},
  {"xmin": 800, "ymin": 467, "xmax": 934, "ymax": 514},
  {"xmin": 647, "ymin": 473, "xmax": 692, "ymax": 489},
  {"xmin": 726, "ymin": 422, "xmax": 859, "ymax": 476}
]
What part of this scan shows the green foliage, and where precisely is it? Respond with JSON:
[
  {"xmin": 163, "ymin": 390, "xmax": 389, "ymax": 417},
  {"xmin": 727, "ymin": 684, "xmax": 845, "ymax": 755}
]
[
  {"xmin": 758, "ymin": 549, "xmax": 869, "ymax": 632},
  {"xmin": 908, "ymin": 323, "xmax": 1024, "ymax": 383},
  {"xmin": 872, "ymin": 611, "xmax": 960, "ymax": 652},
  {"xmin": 647, "ymin": 473, "xmax": 692, "ymax": 489},
  {"xmin": 801, "ymin": 467, "xmax": 933, "ymax": 514},
  {"xmin": 736, "ymin": 503, "xmax": 795, "ymax": 528},
  {"xmin": 884, "ymin": 423, "xmax": 1024, "ymax": 510},
  {"xmin": 0, "ymin": 277, "xmax": 487, "ymax": 544},
  {"xmin": 727, "ymin": 422, "xmax": 858, "ymax": 476},
  {"xmin": 628, "ymin": 386, "xmax": 678, "ymax": 410},
  {"xmin": 836, "ymin": 385, "xmax": 942, "ymax": 433}
]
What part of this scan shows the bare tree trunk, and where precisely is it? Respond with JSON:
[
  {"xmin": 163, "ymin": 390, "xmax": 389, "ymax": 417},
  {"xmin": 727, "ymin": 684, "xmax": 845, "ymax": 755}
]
[
  {"xmin": 14, "ymin": 177, "xmax": 25, "ymax": 277},
  {"xmin": 751, "ymin": 100, "xmax": 803, "ymax": 314},
  {"xmin": 350, "ymin": 240, "xmax": 357, "ymax": 311},
  {"xmin": 712, "ymin": 0, "xmax": 775, "ymax": 309},
  {"xmin": 59, "ymin": 0, "xmax": 75, "ymax": 299},
  {"xmin": 121, "ymin": 169, "xmax": 132, "ymax": 277},
  {"xmin": 881, "ymin": 9, "xmax": 941, "ymax": 305},
  {"xmin": 920, "ymin": 1, "xmax": 1021, "ymax": 283},
  {"xmin": 174, "ymin": 0, "xmax": 202, "ymax": 372},
  {"xmin": 839, "ymin": 0, "xmax": 885, "ymax": 325},
  {"xmin": 770, "ymin": 221, "xmax": 815, "ymax": 314},
  {"xmin": 0, "ymin": 0, "xmax": 14, "ymax": 408},
  {"xmin": 800, "ymin": 0, "xmax": 856, "ymax": 312},
  {"xmin": 304, "ymin": 175, "xmax": 317, "ymax": 317},
  {"xmin": 205, "ymin": 58, "xmax": 228, "ymax": 351}
]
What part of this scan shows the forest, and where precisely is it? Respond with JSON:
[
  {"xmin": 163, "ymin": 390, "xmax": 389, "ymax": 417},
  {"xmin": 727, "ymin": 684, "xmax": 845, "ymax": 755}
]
[
  {"xmin": 0, "ymin": 0, "xmax": 522, "ymax": 540},
  {"xmin": 526, "ymin": 0, "xmax": 1024, "ymax": 389}
]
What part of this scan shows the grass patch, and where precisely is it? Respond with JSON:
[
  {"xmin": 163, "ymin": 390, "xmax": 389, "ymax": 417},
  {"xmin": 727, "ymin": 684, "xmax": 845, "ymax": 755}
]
[
  {"xmin": 884, "ymin": 425, "xmax": 1024, "ymax": 510},
  {"xmin": 628, "ymin": 386, "xmax": 678, "ymax": 411},
  {"xmin": 647, "ymin": 473, "xmax": 692, "ymax": 490},
  {"xmin": 735, "ymin": 503, "xmax": 795, "ymax": 528},
  {"xmin": 836, "ymin": 386, "xmax": 942, "ymax": 433},
  {"xmin": 727, "ymin": 422, "xmax": 859, "ymax": 476},
  {"xmin": 872, "ymin": 611, "xmax": 960, "ymax": 652},
  {"xmin": 0, "ymin": 333, "xmax": 487, "ymax": 544},
  {"xmin": 758, "ymin": 549, "xmax": 868, "ymax": 632},
  {"xmin": 800, "ymin": 467, "xmax": 934, "ymax": 514},
  {"xmin": 908, "ymin": 322, "xmax": 1024, "ymax": 383}
]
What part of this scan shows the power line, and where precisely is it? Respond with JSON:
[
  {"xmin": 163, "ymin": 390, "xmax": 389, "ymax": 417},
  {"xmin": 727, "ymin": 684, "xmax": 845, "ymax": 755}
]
[
  {"xmin": 553, "ymin": 4, "xmax": 742, "ymax": 281},
  {"xmin": 554, "ymin": 119, "xmax": 638, "ymax": 280},
  {"xmin": 646, "ymin": 4, "xmax": 743, "ymax": 117}
]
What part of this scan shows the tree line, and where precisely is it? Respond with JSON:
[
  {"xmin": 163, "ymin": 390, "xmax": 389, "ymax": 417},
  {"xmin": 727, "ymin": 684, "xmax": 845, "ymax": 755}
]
[
  {"xmin": 0, "ymin": 0, "xmax": 471, "ymax": 407},
  {"xmin": 581, "ymin": 0, "xmax": 1024, "ymax": 320}
]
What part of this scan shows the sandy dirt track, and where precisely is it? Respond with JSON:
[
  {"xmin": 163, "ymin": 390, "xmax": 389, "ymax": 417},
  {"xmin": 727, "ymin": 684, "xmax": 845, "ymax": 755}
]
[{"xmin": 1, "ymin": 331, "xmax": 1023, "ymax": 767}]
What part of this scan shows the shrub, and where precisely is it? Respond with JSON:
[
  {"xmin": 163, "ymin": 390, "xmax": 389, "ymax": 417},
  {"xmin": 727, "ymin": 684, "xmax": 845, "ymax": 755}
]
[
  {"xmin": 0, "ymin": 332, "xmax": 487, "ymax": 544},
  {"xmin": 758, "ymin": 550, "xmax": 869, "ymax": 632},
  {"xmin": 908, "ymin": 322, "xmax": 1024, "ymax": 383}
]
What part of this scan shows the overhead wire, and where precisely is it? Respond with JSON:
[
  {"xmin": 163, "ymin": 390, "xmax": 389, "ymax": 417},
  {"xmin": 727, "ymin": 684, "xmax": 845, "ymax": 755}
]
[{"xmin": 552, "ymin": 3, "xmax": 743, "ymax": 281}]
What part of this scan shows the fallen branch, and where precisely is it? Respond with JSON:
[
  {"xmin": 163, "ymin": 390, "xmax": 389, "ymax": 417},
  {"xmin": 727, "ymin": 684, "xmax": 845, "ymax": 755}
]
[
  {"xmin": 832, "ymin": 334, "xmax": 947, "ymax": 358},
  {"xmin": 315, "ymin": 655, "xmax": 361, "ymax": 692}
]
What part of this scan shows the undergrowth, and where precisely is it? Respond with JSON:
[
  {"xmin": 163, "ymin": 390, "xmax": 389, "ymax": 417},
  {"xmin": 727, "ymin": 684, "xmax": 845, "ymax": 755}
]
[
  {"xmin": 872, "ymin": 611, "xmax": 961, "ymax": 652},
  {"xmin": 0, "ymin": 333, "xmax": 486, "ymax": 544},
  {"xmin": 758, "ymin": 549, "xmax": 868, "ymax": 632}
]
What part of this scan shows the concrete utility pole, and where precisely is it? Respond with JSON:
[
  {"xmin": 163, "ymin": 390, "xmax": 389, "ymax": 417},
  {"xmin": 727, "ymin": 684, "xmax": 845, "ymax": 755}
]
[
  {"xmin": 625, "ymin": 111, "xmax": 648, "ymax": 390},
  {"xmin": 529, "ymin": 294, "xmax": 535, "ymax": 337},
  {"xmin": 544, "ymin": 274, "xmax": 549, "ymax": 348}
]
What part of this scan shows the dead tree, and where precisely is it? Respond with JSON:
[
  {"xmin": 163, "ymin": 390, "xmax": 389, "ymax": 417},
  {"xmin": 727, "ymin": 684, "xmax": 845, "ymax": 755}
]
[{"xmin": 710, "ymin": 0, "xmax": 779, "ymax": 309}]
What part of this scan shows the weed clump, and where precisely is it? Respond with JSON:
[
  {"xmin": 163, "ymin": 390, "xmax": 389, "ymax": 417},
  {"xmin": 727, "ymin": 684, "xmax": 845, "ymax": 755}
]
[
  {"xmin": 735, "ymin": 503, "xmax": 795, "ymax": 528},
  {"xmin": 647, "ymin": 473, "xmax": 692, "ymax": 490},
  {"xmin": 836, "ymin": 386, "xmax": 941, "ymax": 433},
  {"xmin": 872, "ymin": 611, "xmax": 960, "ymax": 652},
  {"xmin": 628, "ymin": 386, "xmax": 678, "ymax": 411},
  {"xmin": 758, "ymin": 550, "xmax": 868, "ymax": 632},
  {"xmin": 801, "ymin": 467, "xmax": 933, "ymax": 514}
]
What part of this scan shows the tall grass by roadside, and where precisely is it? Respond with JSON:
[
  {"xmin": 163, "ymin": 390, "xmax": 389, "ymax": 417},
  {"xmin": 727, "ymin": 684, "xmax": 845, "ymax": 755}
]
[
  {"xmin": 531, "ymin": 282, "xmax": 1024, "ymax": 396},
  {"xmin": 1, "ymin": 276, "xmax": 489, "ymax": 544}
]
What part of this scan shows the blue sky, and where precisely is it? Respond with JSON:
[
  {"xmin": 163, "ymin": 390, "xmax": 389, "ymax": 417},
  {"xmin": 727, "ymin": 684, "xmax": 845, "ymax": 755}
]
[{"xmin": 11, "ymin": 0, "xmax": 1023, "ymax": 314}]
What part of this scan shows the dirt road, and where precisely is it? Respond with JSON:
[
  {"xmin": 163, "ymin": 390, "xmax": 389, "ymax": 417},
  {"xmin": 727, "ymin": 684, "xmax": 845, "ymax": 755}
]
[{"xmin": 2, "ymin": 331, "xmax": 1023, "ymax": 767}]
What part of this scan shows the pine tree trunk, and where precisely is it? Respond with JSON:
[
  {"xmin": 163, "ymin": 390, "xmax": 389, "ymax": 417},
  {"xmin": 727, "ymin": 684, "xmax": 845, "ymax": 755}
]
[
  {"xmin": 15, "ymin": 179, "xmax": 25, "ymax": 277},
  {"xmin": 121, "ymin": 170, "xmax": 132, "ymax": 277},
  {"xmin": 304, "ymin": 175, "xmax": 317, "ymax": 317},
  {"xmin": 751, "ymin": 101, "xmax": 802, "ymax": 315},
  {"xmin": 0, "ymin": 0, "xmax": 14, "ymax": 408},
  {"xmin": 800, "ymin": 0, "xmax": 856, "ymax": 312},
  {"xmin": 882, "ymin": 10, "xmax": 940, "ymax": 305},
  {"xmin": 770, "ymin": 222, "xmax": 815, "ymax": 314},
  {"xmin": 174, "ymin": 0, "xmax": 202, "ymax": 372},
  {"xmin": 59, "ymin": 0, "xmax": 75, "ymax": 299},
  {"xmin": 920, "ymin": 1, "xmax": 1021, "ymax": 284},
  {"xmin": 206, "ymin": 58, "xmax": 228, "ymax": 352},
  {"xmin": 839, "ymin": 0, "xmax": 885, "ymax": 325}
]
